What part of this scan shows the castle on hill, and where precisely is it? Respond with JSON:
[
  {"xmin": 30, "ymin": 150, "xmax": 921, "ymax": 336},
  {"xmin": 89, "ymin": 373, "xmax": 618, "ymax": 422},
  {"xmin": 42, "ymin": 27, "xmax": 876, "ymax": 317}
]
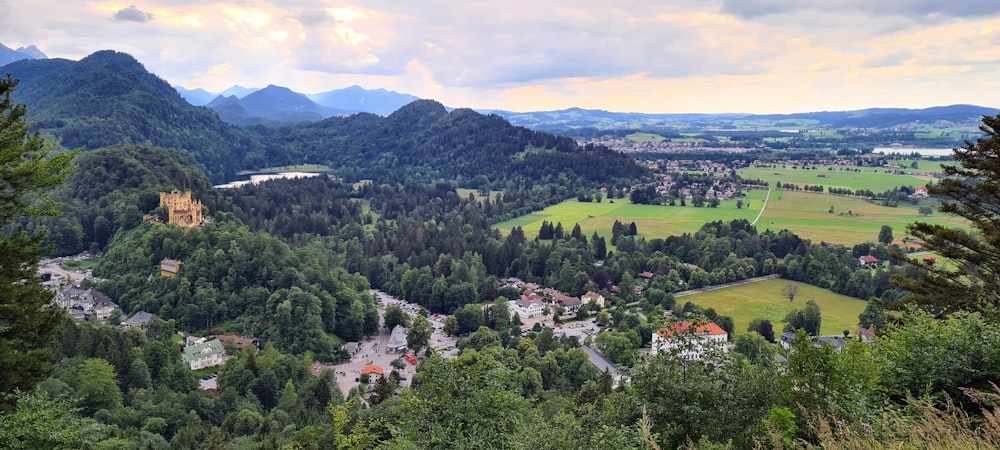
[{"xmin": 160, "ymin": 190, "xmax": 204, "ymax": 227}]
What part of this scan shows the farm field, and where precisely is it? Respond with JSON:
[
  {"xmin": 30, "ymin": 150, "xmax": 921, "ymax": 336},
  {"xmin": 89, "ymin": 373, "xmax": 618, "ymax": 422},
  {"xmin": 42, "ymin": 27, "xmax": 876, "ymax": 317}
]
[
  {"xmin": 681, "ymin": 279, "xmax": 868, "ymax": 337},
  {"xmin": 493, "ymin": 189, "xmax": 770, "ymax": 239},
  {"xmin": 237, "ymin": 164, "xmax": 332, "ymax": 175},
  {"xmin": 741, "ymin": 165, "xmax": 931, "ymax": 192},
  {"xmin": 758, "ymin": 190, "xmax": 966, "ymax": 245}
]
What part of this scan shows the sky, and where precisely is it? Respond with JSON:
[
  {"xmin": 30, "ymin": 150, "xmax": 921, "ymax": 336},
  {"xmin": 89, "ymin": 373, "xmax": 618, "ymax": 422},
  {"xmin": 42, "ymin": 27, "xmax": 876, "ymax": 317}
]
[{"xmin": 2, "ymin": 1, "xmax": 999, "ymax": 113}]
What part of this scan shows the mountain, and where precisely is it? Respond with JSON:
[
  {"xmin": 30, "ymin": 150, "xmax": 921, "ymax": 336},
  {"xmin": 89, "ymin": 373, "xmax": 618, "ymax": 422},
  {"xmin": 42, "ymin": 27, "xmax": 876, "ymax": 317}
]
[
  {"xmin": 245, "ymin": 99, "xmax": 646, "ymax": 185},
  {"xmin": 0, "ymin": 42, "xmax": 46, "ymax": 66},
  {"xmin": 219, "ymin": 85, "xmax": 258, "ymax": 98},
  {"xmin": 173, "ymin": 86, "xmax": 217, "ymax": 106},
  {"xmin": 204, "ymin": 84, "xmax": 356, "ymax": 126},
  {"xmin": 308, "ymin": 85, "xmax": 419, "ymax": 115},
  {"xmin": 493, "ymin": 105, "xmax": 999, "ymax": 131},
  {"xmin": 0, "ymin": 50, "xmax": 264, "ymax": 183}
]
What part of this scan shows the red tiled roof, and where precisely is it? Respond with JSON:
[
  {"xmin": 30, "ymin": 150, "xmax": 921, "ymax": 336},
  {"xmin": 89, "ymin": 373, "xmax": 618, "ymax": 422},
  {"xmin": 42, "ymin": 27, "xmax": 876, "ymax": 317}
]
[
  {"xmin": 860, "ymin": 256, "xmax": 878, "ymax": 263},
  {"xmin": 361, "ymin": 365, "xmax": 384, "ymax": 376},
  {"xmin": 656, "ymin": 321, "xmax": 727, "ymax": 338}
]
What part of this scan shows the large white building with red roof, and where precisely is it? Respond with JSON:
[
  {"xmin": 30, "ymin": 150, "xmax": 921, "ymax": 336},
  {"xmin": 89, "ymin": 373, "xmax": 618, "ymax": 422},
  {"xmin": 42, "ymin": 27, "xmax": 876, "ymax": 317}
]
[{"xmin": 651, "ymin": 321, "xmax": 729, "ymax": 359}]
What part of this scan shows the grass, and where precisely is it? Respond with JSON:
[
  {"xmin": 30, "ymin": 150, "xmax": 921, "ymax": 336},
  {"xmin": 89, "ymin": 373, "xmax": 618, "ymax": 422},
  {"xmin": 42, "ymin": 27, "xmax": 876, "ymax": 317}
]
[
  {"xmin": 742, "ymin": 165, "xmax": 929, "ymax": 193},
  {"xmin": 626, "ymin": 132, "xmax": 665, "ymax": 142},
  {"xmin": 680, "ymin": 279, "xmax": 868, "ymax": 336},
  {"xmin": 493, "ymin": 190, "xmax": 770, "ymax": 240},
  {"xmin": 758, "ymin": 190, "xmax": 966, "ymax": 245},
  {"xmin": 237, "ymin": 164, "xmax": 332, "ymax": 175},
  {"xmin": 456, "ymin": 188, "xmax": 504, "ymax": 203}
]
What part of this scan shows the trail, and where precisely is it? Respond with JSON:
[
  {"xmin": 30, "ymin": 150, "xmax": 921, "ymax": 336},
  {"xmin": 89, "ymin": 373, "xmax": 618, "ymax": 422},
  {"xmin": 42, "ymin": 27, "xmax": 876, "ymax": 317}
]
[{"xmin": 750, "ymin": 187, "xmax": 772, "ymax": 226}]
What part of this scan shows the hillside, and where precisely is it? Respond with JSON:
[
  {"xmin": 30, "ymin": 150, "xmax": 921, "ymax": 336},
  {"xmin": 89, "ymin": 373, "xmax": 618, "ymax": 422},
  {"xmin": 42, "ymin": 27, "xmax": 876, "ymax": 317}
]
[
  {"xmin": 246, "ymin": 99, "xmax": 647, "ymax": 187},
  {"xmin": 206, "ymin": 84, "xmax": 357, "ymax": 126},
  {"xmin": 0, "ymin": 50, "xmax": 265, "ymax": 183}
]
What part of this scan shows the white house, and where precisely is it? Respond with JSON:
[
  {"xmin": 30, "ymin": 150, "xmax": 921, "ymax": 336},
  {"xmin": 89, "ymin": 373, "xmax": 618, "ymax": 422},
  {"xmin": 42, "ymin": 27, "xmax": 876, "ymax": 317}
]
[
  {"xmin": 510, "ymin": 299, "xmax": 545, "ymax": 319},
  {"xmin": 182, "ymin": 338, "xmax": 228, "ymax": 370},
  {"xmin": 651, "ymin": 321, "xmax": 728, "ymax": 359},
  {"xmin": 387, "ymin": 324, "xmax": 408, "ymax": 353},
  {"xmin": 581, "ymin": 291, "xmax": 605, "ymax": 309}
]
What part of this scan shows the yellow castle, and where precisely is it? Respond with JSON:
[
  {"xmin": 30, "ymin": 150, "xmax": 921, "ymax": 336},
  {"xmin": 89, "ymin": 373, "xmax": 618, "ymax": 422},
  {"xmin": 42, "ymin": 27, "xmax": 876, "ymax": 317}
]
[{"xmin": 159, "ymin": 190, "xmax": 204, "ymax": 227}]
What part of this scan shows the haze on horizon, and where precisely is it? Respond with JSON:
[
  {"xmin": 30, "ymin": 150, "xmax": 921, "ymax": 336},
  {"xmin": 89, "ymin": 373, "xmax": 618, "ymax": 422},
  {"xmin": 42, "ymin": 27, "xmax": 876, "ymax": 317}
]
[{"xmin": 1, "ymin": 0, "xmax": 998, "ymax": 114}]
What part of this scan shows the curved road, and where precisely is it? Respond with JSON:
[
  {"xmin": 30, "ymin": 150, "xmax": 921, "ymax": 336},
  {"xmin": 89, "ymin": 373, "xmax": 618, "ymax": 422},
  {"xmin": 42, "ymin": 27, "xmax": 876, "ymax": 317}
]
[{"xmin": 750, "ymin": 187, "xmax": 772, "ymax": 226}]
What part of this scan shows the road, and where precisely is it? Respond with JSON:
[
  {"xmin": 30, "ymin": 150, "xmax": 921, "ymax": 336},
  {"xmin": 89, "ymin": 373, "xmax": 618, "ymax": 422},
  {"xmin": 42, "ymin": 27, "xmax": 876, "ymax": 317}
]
[{"xmin": 750, "ymin": 187, "xmax": 772, "ymax": 226}]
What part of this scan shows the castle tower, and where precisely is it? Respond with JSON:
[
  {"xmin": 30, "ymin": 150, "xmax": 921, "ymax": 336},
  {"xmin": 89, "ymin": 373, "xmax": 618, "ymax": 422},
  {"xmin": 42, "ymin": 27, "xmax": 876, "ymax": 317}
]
[{"xmin": 159, "ymin": 190, "xmax": 204, "ymax": 227}]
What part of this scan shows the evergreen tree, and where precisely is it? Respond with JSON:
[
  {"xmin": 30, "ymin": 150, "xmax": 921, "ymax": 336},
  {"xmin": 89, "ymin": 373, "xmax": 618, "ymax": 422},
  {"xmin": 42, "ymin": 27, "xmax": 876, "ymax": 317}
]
[
  {"xmin": 893, "ymin": 114, "xmax": 1000, "ymax": 315},
  {"xmin": 0, "ymin": 76, "xmax": 76, "ymax": 406}
]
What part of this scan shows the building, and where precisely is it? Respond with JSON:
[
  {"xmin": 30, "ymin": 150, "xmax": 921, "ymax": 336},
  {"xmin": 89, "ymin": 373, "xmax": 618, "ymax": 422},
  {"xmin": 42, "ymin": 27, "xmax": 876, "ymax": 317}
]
[
  {"xmin": 386, "ymin": 325, "xmax": 408, "ymax": 353},
  {"xmin": 510, "ymin": 299, "xmax": 545, "ymax": 319},
  {"xmin": 361, "ymin": 364, "xmax": 384, "ymax": 379},
  {"xmin": 218, "ymin": 334, "xmax": 259, "ymax": 352},
  {"xmin": 582, "ymin": 291, "xmax": 606, "ymax": 309},
  {"xmin": 160, "ymin": 189, "xmax": 204, "ymax": 228},
  {"xmin": 121, "ymin": 311, "xmax": 157, "ymax": 330},
  {"xmin": 859, "ymin": 256, "xmax": 879, "ymax": 268},
  {"xmin": 651, "ymin": 321, "xmax": 728, "ymax": 359},
  {"xmin": 551, "ymin": 292, "xmax": 582, "ymax": 313},
  {"xmin": 182, "ymin": 339, "xmax": 228, "ymax": 370},
  {"xmin": 55, "ymin": 285, "xmax": 118, "ymax": 322},
  {"xmin": 160, "ymin": 258, "xmax": 182, "ymax": 277}
]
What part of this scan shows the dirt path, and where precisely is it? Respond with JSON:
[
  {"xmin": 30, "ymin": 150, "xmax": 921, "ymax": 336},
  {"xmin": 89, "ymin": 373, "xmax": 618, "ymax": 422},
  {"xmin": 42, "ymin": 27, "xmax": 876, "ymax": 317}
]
[{"xmin": 750, "ymin": 187, "xmax": 772, "ymax": 226}]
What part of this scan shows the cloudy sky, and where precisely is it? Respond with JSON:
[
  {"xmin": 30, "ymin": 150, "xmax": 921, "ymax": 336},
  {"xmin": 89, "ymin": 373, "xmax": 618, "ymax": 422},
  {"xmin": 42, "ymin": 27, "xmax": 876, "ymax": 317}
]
[{"xmin": 2, "ymin": 0, "xmax": 999, "ymax": 113}]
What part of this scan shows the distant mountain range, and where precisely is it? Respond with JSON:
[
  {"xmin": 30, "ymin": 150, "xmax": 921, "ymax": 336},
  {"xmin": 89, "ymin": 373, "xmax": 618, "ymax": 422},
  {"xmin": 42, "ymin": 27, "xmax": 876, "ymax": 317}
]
[
  {"xmin": 0, "ymin": 43, "xmax": 46, "ymax": 66},
  {"xmin": 174, "ymin": 83, "xmax": 420, "ymax": 124},
  {"xmin": 488, "ymin": 104, "xmax": 1000, "ymax": 132}
]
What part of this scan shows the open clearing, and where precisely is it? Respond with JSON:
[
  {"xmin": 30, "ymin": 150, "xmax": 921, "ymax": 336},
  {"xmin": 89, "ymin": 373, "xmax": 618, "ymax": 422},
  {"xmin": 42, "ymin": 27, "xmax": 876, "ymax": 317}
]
[
  {"xmin": 758, "ymin": 190, "xmax": 966, "ymax": 245},
  {"xmin": 681, "ymin": 279, "xmax": 868, "ymax": 337},
  {"xmin": 493, "ymin": 190, "xmax": 770, "ymax": 239},
  {"xmin": 741, "ymin": 165, "xmax": 931, "ymax": 192}
]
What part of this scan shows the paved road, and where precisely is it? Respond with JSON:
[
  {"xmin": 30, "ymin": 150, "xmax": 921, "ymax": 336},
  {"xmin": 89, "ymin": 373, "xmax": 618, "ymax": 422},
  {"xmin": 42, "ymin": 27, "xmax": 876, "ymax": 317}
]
[
  {"xmin": 750, "ymin": 187, "xmax": 772, "ymax": 226},
  {"xmin": 674, "ymin": 274, "xmax": 780, "ymax": 298}
]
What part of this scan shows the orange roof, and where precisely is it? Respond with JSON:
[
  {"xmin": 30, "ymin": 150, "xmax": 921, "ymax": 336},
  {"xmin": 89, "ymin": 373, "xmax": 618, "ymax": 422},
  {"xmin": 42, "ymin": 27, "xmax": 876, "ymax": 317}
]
[
  {"xmin": 656, "ymin": 321, "xmax": 727, "ymax": 338},
  {"xmin": 361, "ymin": 365, "xmax": 384, "ymax": 376}
]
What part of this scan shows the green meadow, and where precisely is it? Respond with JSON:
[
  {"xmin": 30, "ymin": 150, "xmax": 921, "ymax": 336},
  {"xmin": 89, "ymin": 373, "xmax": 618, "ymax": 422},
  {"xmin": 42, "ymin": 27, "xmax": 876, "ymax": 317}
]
[
  {"xmin": 493, "ymin": 190, "xmax": 770, "ymax": 240},
  {"xmin": 681, "ymin": 279, "xmax": 868, "ymax": 336},
  {"xmin": 758, "ymin": 190, "xmax": 966, "ymax": 245},
  {"xmin": 237, "ymin": 164, "xmax": 332, "ymax": 175},
  {"xmin": 741, "ymin": 165, "xmax": 930, "ymax": 192}
]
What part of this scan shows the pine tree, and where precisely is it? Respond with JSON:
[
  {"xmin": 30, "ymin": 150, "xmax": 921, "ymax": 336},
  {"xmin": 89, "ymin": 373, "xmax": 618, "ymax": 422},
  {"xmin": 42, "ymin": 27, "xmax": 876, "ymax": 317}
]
[
  {"xmin": 893, "ymin": 114, "xmax": 1000, "ymax": 315},
  {"xmin": 0, "ymin": 75, "xmax": 77, "ymax": 407}
]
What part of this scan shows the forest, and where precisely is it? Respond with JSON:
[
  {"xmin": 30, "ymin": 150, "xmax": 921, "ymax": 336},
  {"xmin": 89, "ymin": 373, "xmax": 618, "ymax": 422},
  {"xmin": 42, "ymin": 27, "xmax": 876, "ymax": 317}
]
[{"xmin": 6, "ymin": 57, "xmax": 1000, "ymax": 449}]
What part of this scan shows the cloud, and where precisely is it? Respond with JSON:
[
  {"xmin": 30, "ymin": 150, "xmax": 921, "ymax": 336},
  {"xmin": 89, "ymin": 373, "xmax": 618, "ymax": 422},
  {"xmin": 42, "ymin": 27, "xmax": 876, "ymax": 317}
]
[
  {"xmin": 114, "ymin": 5, "xmax": 154, "ymax": 23},
  {"xmin": 720, "ymin": 0, "xmax": 1000, "ymax": 20}
]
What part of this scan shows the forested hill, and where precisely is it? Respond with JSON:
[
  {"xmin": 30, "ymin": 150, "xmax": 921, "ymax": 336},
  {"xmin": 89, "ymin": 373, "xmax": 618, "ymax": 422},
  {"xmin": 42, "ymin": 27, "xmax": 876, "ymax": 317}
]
[
  {"xmin": 1, "ymin": 50, "xmax": 644, "ymax": 188},
  {"xmin": 0, "ymin": 50, "xmax": 265, "ymax": 182},
  {"xmin": 247, "ymin": 99, "xmax": 646, "ymax": 188}
]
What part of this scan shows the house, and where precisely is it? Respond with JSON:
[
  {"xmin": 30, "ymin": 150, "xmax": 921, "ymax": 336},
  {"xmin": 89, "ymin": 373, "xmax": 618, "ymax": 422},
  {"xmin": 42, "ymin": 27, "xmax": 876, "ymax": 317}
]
[
  {"xmin": 386, "ymin": 325, "xmax": 408, "ymax": 353},
  {"xmin": 343, "ymin": 342, "xmax": 361, "ymax": 356},
  {"xmin": 859, "ymin": 255, "xmax": 879, "ymax": 268},
  {"xmin": 651, "ymin": 321, "xmax": 728, "ymax": 359},
  {"xmin": 582, "ymin": 291, "xmax": 605, "ymax": 309},
  {"xmin": 816, "ymin": 335, "xmax": 847, "ymax": 350},
  {"xmin": 182, "ymin": 339, "xmax": 227, "ymax": 370},
  {"xmin": 361, "ymin": 364, "xmax": 384, "ymax": 379},
  {"xmin": 551, "ymin": 293, "xmax": 582, "ymax": 313},
  {"xmin": 121, "ymin": 311, "xmax": 157, "ymax": 330},
  {"xmin": 779, "ymin": 331, "xmax": 797, "ymax": 350},
  {"xmin": 160, "ymin": 258, "xmax": 182, "ymax": 277},
  {"xmin": 218, "ymin": 334, "xmax": 259, "ymax": 352},
  {"xmin": 912, "ymin": 186, "xmax": 929, "ymax": 198},
  {"xmin": 639, "ymin": 271, "xmax": 655, "ymax": 282},
  {"xmin": 55, "ymin": 285, "xmax": 118, "ymax": 322},
  {"xmin": 855, "ymin": 324, "xmax": 876, "ymax": 343},
  {"xmin": 510, "ymin": 299, "xmax": 545, "ymax": 319}
]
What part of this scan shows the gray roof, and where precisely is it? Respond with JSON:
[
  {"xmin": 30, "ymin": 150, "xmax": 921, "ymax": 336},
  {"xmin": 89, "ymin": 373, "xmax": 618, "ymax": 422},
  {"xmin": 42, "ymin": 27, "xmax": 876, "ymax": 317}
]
[
  {"xmin": 123, "ymin": 311, "xmax": 156, "ymax": 327},
  {"xmin": 387, "ymin": 325, "xmax": 408, "ymax": 350},
  {"xmin": 582, "ymin": 346, "xmax": 618, "ymax": 377}
]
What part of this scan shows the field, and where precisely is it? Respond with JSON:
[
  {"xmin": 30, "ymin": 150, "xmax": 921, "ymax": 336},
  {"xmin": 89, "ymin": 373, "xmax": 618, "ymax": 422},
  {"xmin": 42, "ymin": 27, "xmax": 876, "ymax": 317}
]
[
  {"xmin": 758, "ymin": 190, "xmax": 966, "ymax": 245},
  {"xmin": 237, "ymin": 164, "xmax": 332, "ymax": 175},
  {"xmin": 456, "ymin": 188, "xmax": 504, "ymax": 203},
  {"xmin": 681, "ymin": 279, "xmax": 868, "ymax": 336},
  {"xmin": 626, "ymin": 132, "xmax": 665, "ymax": 142},
  {"xmin": 493, "ymin": 189, "xmax": 770, "ymax": 239},
  {"xmin": 741, "ymin": 165, "xmax": 930, "ymax": 192}
]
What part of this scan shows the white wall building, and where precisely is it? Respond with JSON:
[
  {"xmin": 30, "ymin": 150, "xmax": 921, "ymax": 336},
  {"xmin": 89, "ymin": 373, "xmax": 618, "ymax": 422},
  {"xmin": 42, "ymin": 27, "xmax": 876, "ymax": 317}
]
[{"xmin": 651, "ymin": 321, "xmax": 728, "ymax": 359}]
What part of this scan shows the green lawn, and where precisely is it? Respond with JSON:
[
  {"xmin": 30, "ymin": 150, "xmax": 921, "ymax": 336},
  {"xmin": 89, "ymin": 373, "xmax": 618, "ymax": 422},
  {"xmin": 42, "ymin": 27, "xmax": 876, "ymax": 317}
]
[
  {"xmin": 626, "ymin": 132, "xmax": 665, "ymax": 142},
  {"xmin": 494, "ymin": 190, "xmax": 769, "ymax": 239},
  {"xmin": 758, "ymin": 190, "xmax": 966, "ymax": 245},
  {"xmin": 60, "ymin": 258, "xmax": 99, "ymax": 271},
  {"xmin": 741, "ymin": 165, "xmax": 929, "ymax": 192},
  {"xmin": 237, "ymin": 164, "xmax": 332, "ymax": 175},
  {"xmin": 681, "ymin": 279, "xmax": 868, "ymax": 337}
]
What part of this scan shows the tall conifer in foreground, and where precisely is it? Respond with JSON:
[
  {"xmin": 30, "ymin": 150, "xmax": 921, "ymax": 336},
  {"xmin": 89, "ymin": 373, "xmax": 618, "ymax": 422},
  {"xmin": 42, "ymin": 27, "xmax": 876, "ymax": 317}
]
[
  {"xmin": 892, "ymin": 114, "xmax": 1000, "ymax": 316},
  {"xmin": 0, "ymin": 75, "xmax": 76, "ymax": 406}
]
